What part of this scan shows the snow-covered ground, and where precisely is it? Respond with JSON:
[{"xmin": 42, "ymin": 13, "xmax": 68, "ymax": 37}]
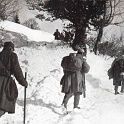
[
  {"xmin": 19, "ymin": 0, "xmax": 124, "ymax": 41},
  {"xmin": 0, "ymin": 21, "xmax": 54, "ymax": 42},
  {"xmin": 0, "ymin": 21, "xmax": 124, "ymax": 124}
]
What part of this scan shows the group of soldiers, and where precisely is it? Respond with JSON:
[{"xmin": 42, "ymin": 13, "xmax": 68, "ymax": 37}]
[
  {"xmin": 53, "ymin": 29, "xmax": 74, "ymax": 45},
  {"xmin": 0, "ymin": 39, "xmax": 124, "ymax": 117}
]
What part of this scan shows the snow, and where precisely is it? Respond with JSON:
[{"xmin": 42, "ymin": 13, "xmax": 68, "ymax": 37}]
[
  {"xmin": 0, "ymin": 21, "xmax": 124, "ymax": 124},
  {"xmin": 0, "ymin": 21, "xmax": 54, "ymax": 42},
  {"xmin": 18, "ymin": 0, "xmax": 70, "ymax": 34}
]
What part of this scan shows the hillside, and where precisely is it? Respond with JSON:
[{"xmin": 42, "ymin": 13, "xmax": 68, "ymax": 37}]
[
  {"xmin": 0, "ymin": 21, "xmax": 124, "ymax": 124},
  {"xmin": 18, "ymin": 0, "xmax": 124, "ymax": 41}
]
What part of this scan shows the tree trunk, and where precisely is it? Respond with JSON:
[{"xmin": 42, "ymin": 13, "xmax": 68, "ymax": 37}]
[
  {"xmin": 72, "ymin": 26, "xmax": 86, "ymax": 50},
  {"xmin": 93, "ymin": 18, "xmax": 104, "ymax": 55},
  {"xmin": 93, "ymin": 27, "xmax": 103, "ymax": 55}
]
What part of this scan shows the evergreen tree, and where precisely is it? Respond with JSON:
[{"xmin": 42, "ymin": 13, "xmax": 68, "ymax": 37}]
[
  {"xmin": 26, "ymin": 0, "xmax": 122, "ymax": 53},
  {"xmin": 44, "ymin": 1, "xmax": 106, "ymax": 48},
  {"xmin": 14, "ymin": 14, "xmax": 20, "ymax": 24}
]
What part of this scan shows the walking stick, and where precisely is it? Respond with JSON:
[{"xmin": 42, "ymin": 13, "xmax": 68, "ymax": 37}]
[
  {"xmin": 23, "ymin": 72, "xmax": 27, "ymax": 124},
  {"xmin": 83, "ymin": 74, "xmax": 86, "ymax": 98}
]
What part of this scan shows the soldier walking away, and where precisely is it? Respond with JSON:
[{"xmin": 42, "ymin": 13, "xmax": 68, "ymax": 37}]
[
  {"xmin": 53, "ymin": 29, "xmax": 61, "ymax": 40},
  {"xmin": 0, "ymin": 41, "xmax": 28, "ymax": 117},
  {"xmin": 60, "ymin": 46, "xmax": 90, "ymax": 110},
  {"xmin": 108, "ymin": 53, "xmax": 124, "ymax": 95}
]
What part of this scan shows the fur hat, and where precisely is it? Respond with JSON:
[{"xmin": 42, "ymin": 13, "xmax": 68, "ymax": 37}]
[
  {"xmin": 4, "ymin": 42, "xmax": 14, "ymax": 50},
  {"xmin": 75, "ymin": 45, "xmax": 85, "ymax": 52}
]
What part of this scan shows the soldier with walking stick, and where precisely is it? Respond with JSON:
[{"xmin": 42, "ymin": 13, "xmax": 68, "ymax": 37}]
[
  {"xmin": 0, "ymin": 41, "xmax": 28, "ymax": 117},
  {"xmin": 60, "ymin": 45, "xmax": 90, "ymax": 110}
]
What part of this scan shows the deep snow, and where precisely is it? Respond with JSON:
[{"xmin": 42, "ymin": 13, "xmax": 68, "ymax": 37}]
[{"xmin": 0, "ymin": 21, "xmax": 124, "ymax": 124}]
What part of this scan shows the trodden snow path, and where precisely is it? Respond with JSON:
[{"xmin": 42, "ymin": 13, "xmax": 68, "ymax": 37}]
[{"xmin": 0, "ymin": 46, "xmax": 124, "ymax": 124}]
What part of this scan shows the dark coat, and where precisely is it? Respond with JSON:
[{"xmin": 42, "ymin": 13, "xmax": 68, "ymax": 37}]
[
  {"xmin": 53, "ymin": 31, "xmax": 60, "ymax": 40},
  {"xmin": 60, "ymin": 53, "xmax": 90, "ymax": 94},
  {"xmin": 108, "ymin": 56, "xmax": 124, "ymax": 86},
  {"xmin": 0, "ymin": 49, "xmax": 27, "ymax": 113}
]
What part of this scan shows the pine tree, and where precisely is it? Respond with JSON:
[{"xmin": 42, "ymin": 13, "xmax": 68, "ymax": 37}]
[
  {"xmin": 14, "ymin": 14, "xmax": 20, "ymax": 24},
  {"xmin": 26, "ymin": 0, "xmax": 122, "ymax": 53}
]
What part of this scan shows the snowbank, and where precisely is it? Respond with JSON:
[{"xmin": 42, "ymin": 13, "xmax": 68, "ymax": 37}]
[{"xmin": 0, "ymin": 21, "xmax": 54, "ymax": 42}]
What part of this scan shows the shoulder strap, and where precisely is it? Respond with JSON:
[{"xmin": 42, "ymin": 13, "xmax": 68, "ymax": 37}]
[{"xmin": 0, "ymin": 52, "xmax": 11, "ymax": 76}]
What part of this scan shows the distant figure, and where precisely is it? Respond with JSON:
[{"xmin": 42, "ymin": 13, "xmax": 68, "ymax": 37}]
[
  {"xmin": 0, "ymin": 42, "xmax": 28, "ymax": 117},
  {"xmin": 73, "ymin": 44, "xmax": 87, "ymax": 57},
  {"xmin": 60, "ymin": 46, "xmax": 90, "ymax": 109},
  {"xmin": 60, "ymin": 31, "xmax": 65, "ymax": 41},
  {"xmin": 53, "ymin": 29, "xmax": 60, "ymax": 40},
  {"xmin": 64, "ymin": 30, "xmax": 70, "ymax": 43},
  {"xmin": 68, "ymin": 31, "xmax": 74, "ymax": 42},
  {"xmin": 108, "ymin": 54, "xmax": 124, "ymax": 95}
]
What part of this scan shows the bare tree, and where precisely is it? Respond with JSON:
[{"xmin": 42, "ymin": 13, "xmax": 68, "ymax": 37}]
[
  {"xmin": 22, "ymin": 18, "xmax": 40, "ymax": 30},
  {"xmin": 26, "ymin": 0, "xmax": 124, "ymax": 54},
  {"xmin": 0, "ymin": 0, "xmax": 22, "ymax": 21},
  {"xmin": 26, "ymin": 0, "xmax": 107, "ymax": 49},
  {"xmin": 93, "ymin": 0, "xmax": 124, "ymax": 54}
]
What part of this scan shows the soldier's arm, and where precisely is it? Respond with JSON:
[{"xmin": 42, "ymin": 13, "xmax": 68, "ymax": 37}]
[{"xmin": 10, "ymin": 53, "xmax": 28, "ymax": 87}]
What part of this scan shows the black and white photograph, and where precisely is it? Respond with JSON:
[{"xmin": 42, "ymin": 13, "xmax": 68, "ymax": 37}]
[{"xmin": 0, "ymin": 0, "xmax": 124, "ymax": 124}]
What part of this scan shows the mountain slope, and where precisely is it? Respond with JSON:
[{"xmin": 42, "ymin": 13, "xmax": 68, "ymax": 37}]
[
  {"xmin": 0, "ymin": 20, "xmax": 124, "ymax": 124},
  {"xmin": 0, "ymin": 21, "xmax": 54, "ymax": 42}
]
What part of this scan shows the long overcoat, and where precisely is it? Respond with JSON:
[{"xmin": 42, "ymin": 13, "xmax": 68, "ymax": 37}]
[
  {"xmin": 0, "ymin": 49, "xmax": 27, "ymax": 113},
  {"xmin": 108, "ymin": 56, "xmax": 124, "ymax": 86},
  {"xmin": 60, "ymin": 53, "xmax": 90, "ymax": 94}
]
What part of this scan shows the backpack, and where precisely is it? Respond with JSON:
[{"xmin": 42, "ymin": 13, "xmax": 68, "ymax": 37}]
[
  {"xmin": 107, "ymin": 68, "xmax": 113, "ymax": 79},
  {"xmin": 0, "ymin": 52, "xmax": 18, "ymax": 101},
  {"xmin": 61, "ymin": 53, "xmax": 82, "ymax": 72},
  {"xmin": 0, "ymin": 59, "xmax": 10, "ymax": 76},
  {"xmin": 0, "ymin": 51, "xmax": 12, "ymax": 76},
  {"xmin": 118, "ymin": 59, "xmax": 124, "ymax": 72},
  {"xmin": 5, "ymin": 77, "xmax": 18, "ymax": 101}
]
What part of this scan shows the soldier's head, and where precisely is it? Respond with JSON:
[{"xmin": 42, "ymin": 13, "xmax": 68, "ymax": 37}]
[
  {"xmin": 74, "ymin": 45, "xmax": 85, "ymax": 52},
  {"xmin": 3, "ymin": 41, "xmax": 14, "ymax": 51}
]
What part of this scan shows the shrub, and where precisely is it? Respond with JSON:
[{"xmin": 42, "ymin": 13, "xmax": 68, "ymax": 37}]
[{"xmin": 22, "ymin": 18, "xmax": 40, "ymax": 30}]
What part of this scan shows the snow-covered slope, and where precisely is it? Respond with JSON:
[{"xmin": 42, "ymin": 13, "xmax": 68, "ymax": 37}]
[
  {"xmin": 0, "ymin": 21, "xmax": 54, "ymax": 42},
  {"xmin": 0, "ymin": 20, "xmax": 124, "ymax": 124},
  {"xmin": 1, "ymin": 45, "xmax": 124, "ymax": 124},
  {"xmin": 19, "ymin": 0, "xmax": 124, "ymax": 41}
]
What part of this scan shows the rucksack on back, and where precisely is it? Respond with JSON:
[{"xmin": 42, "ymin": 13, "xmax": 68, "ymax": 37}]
[
  {"xmin": 118, "ymin": 59, "xmax": 124, "ymax": 72},
  {"xmin": 0, "ymin": 52, "xmax": 11, "ymax": 76},
  {"xmin": 61, "ymin": 53, "xmax": 82, "ymax": 72},
  {"xmin": 0, "ymin": 59, "xmax": 10, "ymax": 76}
]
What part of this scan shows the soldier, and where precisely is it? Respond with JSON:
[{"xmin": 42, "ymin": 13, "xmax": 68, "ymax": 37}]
[
  {"xmin": 108, "ymin": 53, "xmax": 124, "ymax": 95},
  {"xmin": 53, "ymin": 29, "xmax": 61, "ymax": 40},
  {"xmin": 60, "ymin": 46, "xmax": 90, "ymax": 109},
  {"xmin": 0, "ymin": 41, "xmax": 28, "ymax": 117}
]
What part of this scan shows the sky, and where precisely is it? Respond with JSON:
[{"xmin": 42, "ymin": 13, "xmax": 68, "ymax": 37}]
[{"xmin": 0, "ymin": 21, "xmax": 124, "ymax": 124}]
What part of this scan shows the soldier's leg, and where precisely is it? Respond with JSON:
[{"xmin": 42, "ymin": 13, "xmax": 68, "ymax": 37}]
[
  {"xmin": 114, "ymin": 81, "xmax": 119, "ymax": 95},
  {"xmin": 121, "ymin": 79, "xmax": 124, "ymax": 93},
  {"xmin": 74, "ymin": 93, "xmax": 80, "ymax": 109},
  {"xmin": 62, "ymin": 93, "xmax": 73, "ymax": 108},
  {"xmin": 0, "ymin": 109, "xmax": 5, "ymax": 117}
]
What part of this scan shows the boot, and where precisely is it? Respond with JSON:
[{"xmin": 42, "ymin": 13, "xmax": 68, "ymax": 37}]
[
  {"xmin": 74, "ymin": 106, "xmax": 80, "ymax": 109},
  {"xmin": 120, "ymin": 88, "xmax": 124, "ymax": 93},
  {"xmin": 121, "ymin": 83, "xmax": 124, "ymax": 93},
  {"xmin": 115, "ymin": 92, "xmax": 119, "ymax": 95},
  {"xmin": 62, "ymin": 101, "xmax": 67, "ymax": 109},
  {"xmin": 62, "ymin": 93, "xmax": 73, "ymax": 109},
  {"xmin": 120, "ymin": 90, "xmax": 124, "ymax": 93},
  {"xmin": 115, "ymin": 85, "xmax": 119, "ymax": 95},
  {"xmin": 0, "ymin": 110, "xmax": 5, "ymax": 117}
]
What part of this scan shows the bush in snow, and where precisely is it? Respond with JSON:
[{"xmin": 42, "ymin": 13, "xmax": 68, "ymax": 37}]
[{"xmin": 22, "ymin": 18, "xmax": 40, "ymax": 30}]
